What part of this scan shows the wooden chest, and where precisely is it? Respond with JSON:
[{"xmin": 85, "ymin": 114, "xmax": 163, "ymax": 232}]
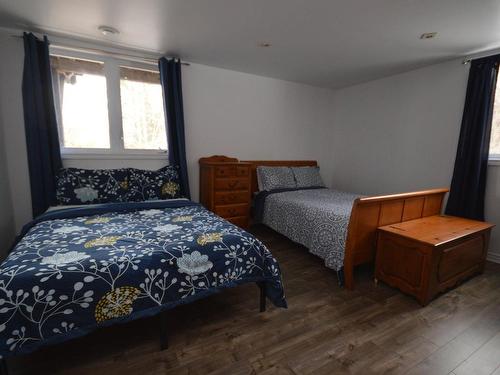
[
  {"xmin": 375, "ymin": 215, "xmax": 494, "ymax": 306},
  {"xmin": 199, "ymin": 155, "xmax": 251, "ymax": 228}
]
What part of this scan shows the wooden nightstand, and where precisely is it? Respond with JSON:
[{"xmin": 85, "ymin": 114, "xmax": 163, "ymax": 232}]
[
  {"xmin": 199, "ymin": 155, "xmax": 251, "ymax": 228},
  {"xmin": 375, "ymin": 215, "xmax": 494, "ymax": 306}
]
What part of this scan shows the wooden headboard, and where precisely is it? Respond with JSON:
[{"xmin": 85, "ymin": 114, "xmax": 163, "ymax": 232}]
[{"xmin": 242, "ymin": 160, "xmax": 318, "ymax": 195}]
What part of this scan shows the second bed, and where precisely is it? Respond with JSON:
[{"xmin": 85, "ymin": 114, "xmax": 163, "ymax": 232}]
[{"xmin": 247, "ymin": 159, "xmax": 448, "ymax": 289}]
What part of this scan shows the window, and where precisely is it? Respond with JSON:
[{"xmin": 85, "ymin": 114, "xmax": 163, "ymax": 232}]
[
  {"xmin": 119, "ymin": 67, "xmax": 167, "ymax": 150},
  {"xmin": 50, "ymin": 51, "xmax": 167, "ymax": 157},
  {"xmin": 490, "ymin": 80, "xmax": 500, "ymax": 159},
  {"xmin": 51, "ymin": 56, "xmax": 110, "ymax": 149}
]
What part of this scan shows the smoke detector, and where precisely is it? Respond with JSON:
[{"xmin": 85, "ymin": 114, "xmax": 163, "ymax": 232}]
[
  {"xmin": 420, "ymin": 32, "xmax": 437, "ymax": 40},
  {"xmin": 98, "ymin": 25, "xmax": 119, "ymax": 36}
]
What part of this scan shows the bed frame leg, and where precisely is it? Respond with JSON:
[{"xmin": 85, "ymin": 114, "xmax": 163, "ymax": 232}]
[
  {"xmin": 344, "ymin": 265, "xmax": 354, "ymax": 290},
  {"xmin": 159, "ymin": 311, "xmax": 168, "ymax": 351},
  {"xmin": 336, "ymin": 269, "xmax": 345, "ymax": 287},
  {"xmin": 258, "ymin": 282, "xmax": 266, "ymax": 312},
  {"xmin": 0, "ymin": 359, "xmax": 8, "ymax": 375}
]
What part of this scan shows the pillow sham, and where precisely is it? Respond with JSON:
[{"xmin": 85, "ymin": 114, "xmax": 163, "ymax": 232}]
[
  {"xmin": 56, "ymin": 168, "xmax": 131, "ymax": 205},
  {"xmin": 128, "ymin": 165, "xmax": 182, "ymax": 201},
  {"xmin": 291, "ymin": 166, "xmax": 325, "ymax": 188},
  {"xmin": 257, "ymin": 166, "xmax": 296, "ymax": 191}
]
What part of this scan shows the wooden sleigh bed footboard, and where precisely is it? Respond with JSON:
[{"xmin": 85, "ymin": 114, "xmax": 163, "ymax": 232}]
[{"xmin": 343, "ymin": 188, "xmax": 449, "ymax": 289}]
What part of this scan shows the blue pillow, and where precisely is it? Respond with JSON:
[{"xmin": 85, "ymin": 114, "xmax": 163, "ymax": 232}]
[
  {"xmin": 128, "ymin": 165, "xmax": 182, "ymax": 201},
  {"xmin": 56, "ymin": 168, "xmax": 131, "ymax": 205}
]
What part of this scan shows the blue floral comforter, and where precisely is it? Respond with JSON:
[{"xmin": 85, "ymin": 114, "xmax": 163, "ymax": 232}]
[{"xmin": 0, "ymin": 200, "xmax": 286, "ymax": 358}]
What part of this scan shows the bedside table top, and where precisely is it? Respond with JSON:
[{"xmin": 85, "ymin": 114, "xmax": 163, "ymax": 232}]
[
  {"xmin": 199, "ymin": 155, "xmax": 251, "ymax": 166},
  {"xmin": 378, "ymin": 215, "xmax": 494, "ymax": 246}
]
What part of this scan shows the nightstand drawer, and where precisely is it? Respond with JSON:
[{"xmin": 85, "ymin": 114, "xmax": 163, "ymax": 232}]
[
  {"xmin": 215, "ymin": 165, "xmax": 250, "ymax": 178},
  {"xmin": 215, "ymin": 204, "xmax": 249, "ymax": 218},
  {"xmin": 226, "ymin": 216, "xmax": 249, "ymax": 228},
  {"xmin": 215, "ymin": 191, "xmax": 249, "ymax": 205},
  {"xmin": 214, "ymin": 178, "xmax": 249, "ymax": 191}
]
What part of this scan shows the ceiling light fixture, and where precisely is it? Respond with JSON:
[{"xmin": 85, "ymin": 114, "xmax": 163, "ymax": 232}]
[
  {"xmin": 258, "ymin": 42, "xmax": 272, "ymax": 47},
  {"xmin": 98, "ymin": 25, "xmax": 119, "ymax": 36},
  {"xmin": 420, "ymin": 32, "xmax": 437, "ymax": 40}
]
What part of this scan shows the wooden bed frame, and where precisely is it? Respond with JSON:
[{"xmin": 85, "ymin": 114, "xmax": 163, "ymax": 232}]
[
  {"xmin": 244, "ymin": 159, "xmax": 449, "ymax": 289},
  {"xmin": 0, "ymin": 282, "xmax": 267, "ymax": 375}
]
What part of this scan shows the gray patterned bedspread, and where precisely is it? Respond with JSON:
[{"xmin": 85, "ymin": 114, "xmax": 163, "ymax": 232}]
[{"xmin": 261, "ymin": 189, "xmax": 361, "ymax": 271}]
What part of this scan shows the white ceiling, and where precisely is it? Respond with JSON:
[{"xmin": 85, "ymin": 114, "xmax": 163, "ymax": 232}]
[{"xmin": 1, "ymin": 0, "xmax": 500, "ymax": 88}]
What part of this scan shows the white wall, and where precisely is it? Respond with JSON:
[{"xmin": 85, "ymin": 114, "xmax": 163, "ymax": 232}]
[
  {"xmin": 0, "ymin": 31, "xmax": 335, "ymax": 238},
  {"xmin": 485, "ymin": 166, "xmax": 500, "ymax": 262},
  {"xmin": 0, "ymin": 102, "xmax": 15, "ymax": 258},
  {"xmin": 330, "ymin": 59, "xmax": 468, "ymax": 194},
  {"xmin": 182, "ymin": 62, "xmax": 335, "ymax": 200},
  {"xmin": 0, "ymin": 32, "xmax": 31, "ymax": 239},
  {"xmin": 330, "ymin": 59, "xmax": 500, "ymax": 260}
]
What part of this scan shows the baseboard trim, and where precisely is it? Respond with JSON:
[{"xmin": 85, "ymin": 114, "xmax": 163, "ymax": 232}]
[{"xmin": 487, "ymin": 251, "xmax": 500, "ymax": 264}]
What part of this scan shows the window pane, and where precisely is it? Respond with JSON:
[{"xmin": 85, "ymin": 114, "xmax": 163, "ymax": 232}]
[
  {"xmin": 120, "ymin": 66, "xmax": 167, "ymax": 150},
  {"xmin": 490, "ymin": 77, "xmax": 500, "ymax": 157},
  {"xmin": 490, "ymin": 81, "xmax": 500, "ymax": 157},
  {"xmin": 51, "ymin": 56, "xmax": 110, "ymax": 149}
]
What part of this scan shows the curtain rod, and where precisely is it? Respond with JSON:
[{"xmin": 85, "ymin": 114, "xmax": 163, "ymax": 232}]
[{"xmin": 10, "ymin": 34, "xmax": 190, "ymax": 66}]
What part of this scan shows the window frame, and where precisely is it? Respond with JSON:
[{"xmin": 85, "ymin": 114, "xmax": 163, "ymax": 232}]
[
  {"xmin": 489, "ymin": 70, "xmax": 500, "ymax": 165},
  {"xmin": 489, "ymin": 140, "xmax": 500, "ymax": 164},
  {"xmin": 489, "ymin": 158, "xmax": 500, "ymax": 166},
  {"xmin": 50, "ymin": 47, "xmax": 168, "ymax": 160}
]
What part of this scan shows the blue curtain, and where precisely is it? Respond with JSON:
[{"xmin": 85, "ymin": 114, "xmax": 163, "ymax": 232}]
[
  {"xmin": 159, "ymin": 57, "xmax": 190, "ymax": 199},
  {"xmin": 22, "ymin": 32, "xmax": 62, "ymax": 217},
  {"xmin": 445, "ymin": 55, "xmax": 500, "ymax": 220}
]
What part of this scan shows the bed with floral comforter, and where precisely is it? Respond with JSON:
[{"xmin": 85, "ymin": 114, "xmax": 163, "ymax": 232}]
[{"xmin": 0, "ymin": 200, "xmax": 286, "ymax": 358}]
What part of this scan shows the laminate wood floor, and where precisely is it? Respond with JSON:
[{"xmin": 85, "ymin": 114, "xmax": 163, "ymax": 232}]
[{"xmin": 8, "ymin": 225, "xmax": 500, "ymax": 375}]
